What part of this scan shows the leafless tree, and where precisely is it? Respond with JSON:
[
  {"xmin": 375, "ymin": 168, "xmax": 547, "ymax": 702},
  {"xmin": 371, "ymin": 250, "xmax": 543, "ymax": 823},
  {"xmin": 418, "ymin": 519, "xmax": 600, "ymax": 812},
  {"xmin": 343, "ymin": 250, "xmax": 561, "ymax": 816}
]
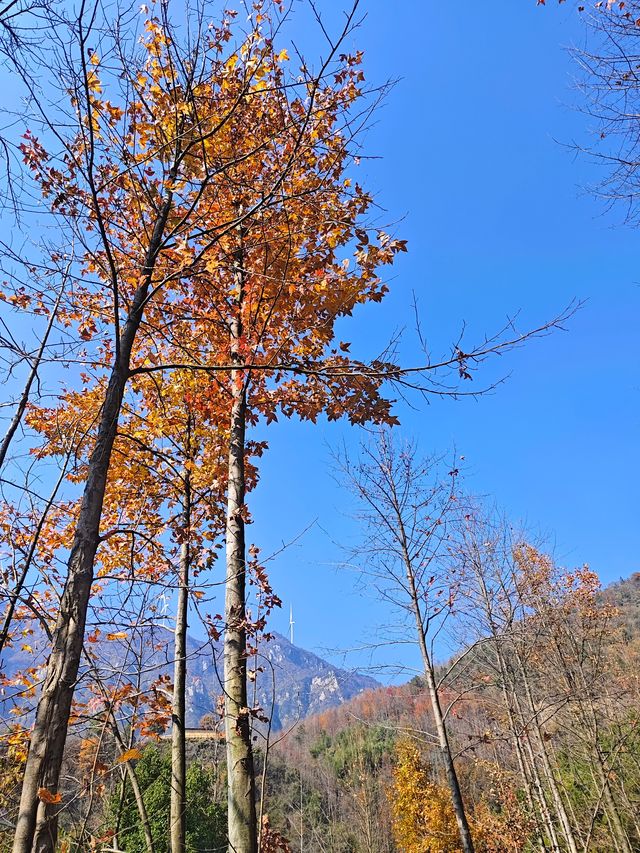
[
  {"xmin": 572, "ymin": 2, "xmax": 640, "ymax": 222},
  {"xmin": 337, "ymin": 430, "xmax": 475, "ymax": 853}
]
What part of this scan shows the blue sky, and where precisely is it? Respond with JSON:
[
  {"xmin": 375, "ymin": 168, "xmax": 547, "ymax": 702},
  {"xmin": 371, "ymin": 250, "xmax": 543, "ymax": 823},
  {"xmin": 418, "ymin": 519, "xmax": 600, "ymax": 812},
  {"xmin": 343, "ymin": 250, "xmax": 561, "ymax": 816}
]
[
  {"xmin": 0, "ymin": 1, "xmax": 636, "ymax": 681},
  {"xmin": 244, "ymin": 1, "xmax": 640, "ymax": 677}
]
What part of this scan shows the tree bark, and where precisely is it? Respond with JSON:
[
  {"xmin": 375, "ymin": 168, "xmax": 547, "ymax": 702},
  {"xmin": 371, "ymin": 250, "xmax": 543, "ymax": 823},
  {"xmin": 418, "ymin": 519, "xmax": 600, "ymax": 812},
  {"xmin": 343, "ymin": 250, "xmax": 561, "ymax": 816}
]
[
  {"xmin": 170, "ymin": 460, "xmax": 191, "ymax": 853},
  {"xmin": 12, "ymin": 193, "xmax": 174, "ymax": 853},
  {"xmin": 599, "ymin": 763, "xmax": 633, "ymax": 852},
  {"xmin": 414, "ymin": 621, "xmax": 475, "ymax": 853},
  {"xmin": 223, "ymin": 233, "xmax": 257, "ymax": 853},
  {"xmin": 110, "ymin": 718, "xmax": 155, "ymax": 853},
  {"xmin": 14, "ymin": 340, "xmax": 135, "ymax": 853},
  {"xmin": 572, "ymin": 662, "xmax": 633, "ymax": 853},
  {"xmin": 472, "ymin": 568, "xmax": 556, "ymax": 852},
  {"xmin": 509, "ymin": 678, "xmax": 562, "ymax": 853},
  {"xmin": 399, "ymin": 532, "xmax": 474, "ymax": 853},
  {"xmin": 125, "ymin": 761, "xmax": 156, "ymax": 853},
  {"xmin": 517, "ymin": 655, "xmax": 579, "ymax": 853},
  {"xmin": 498, "ymin": 656, "xmax": 556, "ymax": 852}
]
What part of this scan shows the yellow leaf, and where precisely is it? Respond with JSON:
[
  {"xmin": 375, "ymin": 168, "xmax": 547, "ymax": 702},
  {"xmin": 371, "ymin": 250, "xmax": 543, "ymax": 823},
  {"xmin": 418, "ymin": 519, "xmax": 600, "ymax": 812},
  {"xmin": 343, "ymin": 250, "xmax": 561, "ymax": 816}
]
[
  {"xmin": 21, "ymin": 644, "xmax": 33, "ymax": 653},
  {"xmin": 106, "ymin": 631, "xmax": 127, "ymax": 640},
  {"xmin": 277, "ymin": 49, "xmax": 289, "ymax": 62},
  {"xmin": 87, "ymin": 71, "xmax": 102, "ymax": 95},
  {"xmin": 116, "ymin": 748, "xmax": 143, "ymax": 764}
]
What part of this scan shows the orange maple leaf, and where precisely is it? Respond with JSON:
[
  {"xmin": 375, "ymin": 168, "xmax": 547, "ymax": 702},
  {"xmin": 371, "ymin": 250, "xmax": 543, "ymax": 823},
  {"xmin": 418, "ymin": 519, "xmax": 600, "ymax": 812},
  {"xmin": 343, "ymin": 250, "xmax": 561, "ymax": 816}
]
[
  {"xmin": 37, "ymin": 788, "xmax": 62, "ymax": 805},
  {"xmin": 116, "ymin": 748, "xmax": 143, "ymax": 763}
]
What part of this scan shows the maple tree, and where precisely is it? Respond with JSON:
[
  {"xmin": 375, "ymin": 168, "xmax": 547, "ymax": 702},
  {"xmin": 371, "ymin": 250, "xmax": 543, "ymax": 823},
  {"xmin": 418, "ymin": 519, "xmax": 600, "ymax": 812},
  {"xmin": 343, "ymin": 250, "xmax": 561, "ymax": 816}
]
[
  {"xmin": 17, "ymin": 351, "xmax": 245, "ymax": 853},
  {"xmin": 0, "ymin": 0, "xmax": 409, "ymax": 847},
  {"xmin": 2, "ymin": 1, "xmax": 332, "ymax": 847}
]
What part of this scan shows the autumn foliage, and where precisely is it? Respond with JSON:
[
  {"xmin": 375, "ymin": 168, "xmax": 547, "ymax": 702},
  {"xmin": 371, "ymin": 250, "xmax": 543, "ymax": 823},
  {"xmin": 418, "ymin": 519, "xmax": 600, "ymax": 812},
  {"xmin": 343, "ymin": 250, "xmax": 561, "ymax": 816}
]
[{"xmin": 390, "ymin": 739, "xmax": 462, "ymax": 853}]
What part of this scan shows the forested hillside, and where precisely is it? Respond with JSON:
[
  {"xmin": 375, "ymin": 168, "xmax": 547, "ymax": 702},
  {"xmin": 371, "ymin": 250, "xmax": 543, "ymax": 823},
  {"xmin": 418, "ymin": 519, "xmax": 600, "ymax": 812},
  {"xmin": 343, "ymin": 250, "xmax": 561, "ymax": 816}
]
[
  {"xmin": 2, "ymin": 567, "xmax": 635, "ymax": 852},
  {"xmin": 256, "ymin": 572, "xmax": 640, "ymax": 852},
  {"xmin": 221, "ymin": 573, "xmax": 640, "ymax": 851}
]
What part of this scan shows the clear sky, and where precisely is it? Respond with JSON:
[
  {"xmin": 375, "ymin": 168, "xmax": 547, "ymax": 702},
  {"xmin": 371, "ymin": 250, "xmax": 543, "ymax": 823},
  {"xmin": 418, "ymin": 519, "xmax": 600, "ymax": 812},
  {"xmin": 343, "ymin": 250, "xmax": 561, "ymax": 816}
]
[
  {"xmin": 243, "ymin": 0, "xmax": 640, "ymax": 678},
  {"xmin": 1, "ymin": 1, "xmax": 637, "ymax": 682}
]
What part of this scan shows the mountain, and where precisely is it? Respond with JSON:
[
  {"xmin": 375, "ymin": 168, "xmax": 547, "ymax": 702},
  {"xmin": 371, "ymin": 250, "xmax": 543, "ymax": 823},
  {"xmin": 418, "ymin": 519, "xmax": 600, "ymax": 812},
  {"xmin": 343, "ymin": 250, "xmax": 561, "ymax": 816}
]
[
  {"xmin": 0, "ymin": 623, "xmax": 379, "ymax": 731},
  {"xmin": 183, "ymin": 630, "xmax": 380, "ymax": 730}
]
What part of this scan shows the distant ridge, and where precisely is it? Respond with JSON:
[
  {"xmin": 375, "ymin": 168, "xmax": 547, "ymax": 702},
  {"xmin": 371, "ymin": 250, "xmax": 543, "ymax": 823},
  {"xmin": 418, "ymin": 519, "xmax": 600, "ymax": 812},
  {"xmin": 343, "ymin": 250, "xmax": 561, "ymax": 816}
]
[{"xmin": 0, "ymin": 623, "xmax": 380, "ymax": 731}]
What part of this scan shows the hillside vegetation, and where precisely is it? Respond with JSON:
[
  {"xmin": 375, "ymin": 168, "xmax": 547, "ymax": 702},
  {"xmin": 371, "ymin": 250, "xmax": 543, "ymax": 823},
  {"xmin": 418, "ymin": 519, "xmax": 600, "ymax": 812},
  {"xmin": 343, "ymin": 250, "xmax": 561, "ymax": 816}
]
[
  {"xmin": 2, "ymin": 570, "xmax": 634, "ymax": 852},
  {"xmin": 261, "ymin": 573, "xmax": 640, "ymax": 851}
]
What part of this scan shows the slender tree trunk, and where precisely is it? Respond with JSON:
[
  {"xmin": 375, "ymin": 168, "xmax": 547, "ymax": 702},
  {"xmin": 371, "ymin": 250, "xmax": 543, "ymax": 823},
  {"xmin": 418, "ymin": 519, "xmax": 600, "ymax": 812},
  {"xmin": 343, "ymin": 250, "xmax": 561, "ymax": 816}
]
[
  {"xmin": 615, "ymin": 774, "xmax": 640, "ymax": 845},
  {"xmin": 171, "ymin": 461, "xmax": 191, "ymax": 853},
  {"xmin": 499, "ymin": 659, "xmax": 554, "ymax": 852},
  {"xmin": 110, "ymin": 720, "xmax": 155, "ymax": 853},
  {"xmin": 12, "ymin": 193, "xmax": 174, "ymax": 853},
  {"xmin": 400, "ymin": 538, "xmax": 474, "ymax": 853},
  {"xmin": 590, "ymin": 738, "xmax": 632, "ymax": 852},
  {"xmin": 473, "ymin": 571, "xmax": 554, "ymax": 852},
  {"xmin": 549, "ymin": 626, "xmax": 632, "ymax": 852},
  {"xmin": 385, "ymin": 483, "xmax": 474, "ymax": 853},
  {"xmin": 509, "ymin": 678, "xmax": 562, "ymax": 853},
  {"xmin": 420, "ymin": 652, "xmax": 475, "ymax": 853},
  {"xmin": 112, "ymin": 769, "xmax": 128, "ymax": 853},
  {"xmin": 223, "ymin": 233, "xmax": 257, "ymax": 853},
  {"xmin": 573, "ymin": 674, "xmax": 633, "ymax": 852},
  {"xmin": 125, "ymin": 761, "xmax": 156, "ymax": 853},
  {"xmin": 517, "ymin": 657, "xmax": 579, "ymax": 853}
]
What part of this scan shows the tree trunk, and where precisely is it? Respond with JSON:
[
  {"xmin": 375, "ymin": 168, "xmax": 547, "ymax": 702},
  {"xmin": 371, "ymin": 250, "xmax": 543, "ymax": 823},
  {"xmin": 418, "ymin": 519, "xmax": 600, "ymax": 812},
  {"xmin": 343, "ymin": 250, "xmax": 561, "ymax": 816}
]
[
  {"xmin": 170, "ymin": 462, "xmax": 191, "ymax": 853},
  {"xmin": 589, "ymin": 736, "xmax": 632, "ymax": 852},
  {"xmin": 126, "ymin": 761, "xmax": 156, "ymax": 853},
  {"xmin": 509, "ymin": 679, "xmax": 562, "ymax": 853},
  {"xmin": 111, "ymin": 721, "xmax": 156, "ymax": 853},
  {"xmin": 517, "ymin": 657, "xmax": 579, "ymax": 853},
  {"xmin": 223, "ymin": 233, "xmax": 257, "ymax": 853},
  {"xmin": 401, "ymin": 537, "xmax": 474, "ymax": 853},
  {"xmin": 473, "ymin": 571, "xmax": 556, "ymax": 853},
  {"xmin": 12, "ymin": 192, "xmax": 173, "ymax": 853},
  {"xmin": 13, "ymin": 351, "xmax": 134, "ymax": 853},
  {"xmin": 573, "ymin": 672, "xmax": 633, "ymax": 852},
  {"xmin": 420, "ymin": 651, "xmax": 475, "ymax": 853},
  {"xmin": 499, "ymin": 657, "xmax": 556, "ymax": 852}
]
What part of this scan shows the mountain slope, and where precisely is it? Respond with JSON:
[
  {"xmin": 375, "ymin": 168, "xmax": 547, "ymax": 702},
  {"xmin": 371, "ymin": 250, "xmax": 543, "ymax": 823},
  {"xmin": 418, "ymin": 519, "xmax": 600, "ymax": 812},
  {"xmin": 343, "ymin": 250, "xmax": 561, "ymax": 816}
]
[{"xmin": 0, "ymin": 623, "xmax": 379, "ymax": 731}]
